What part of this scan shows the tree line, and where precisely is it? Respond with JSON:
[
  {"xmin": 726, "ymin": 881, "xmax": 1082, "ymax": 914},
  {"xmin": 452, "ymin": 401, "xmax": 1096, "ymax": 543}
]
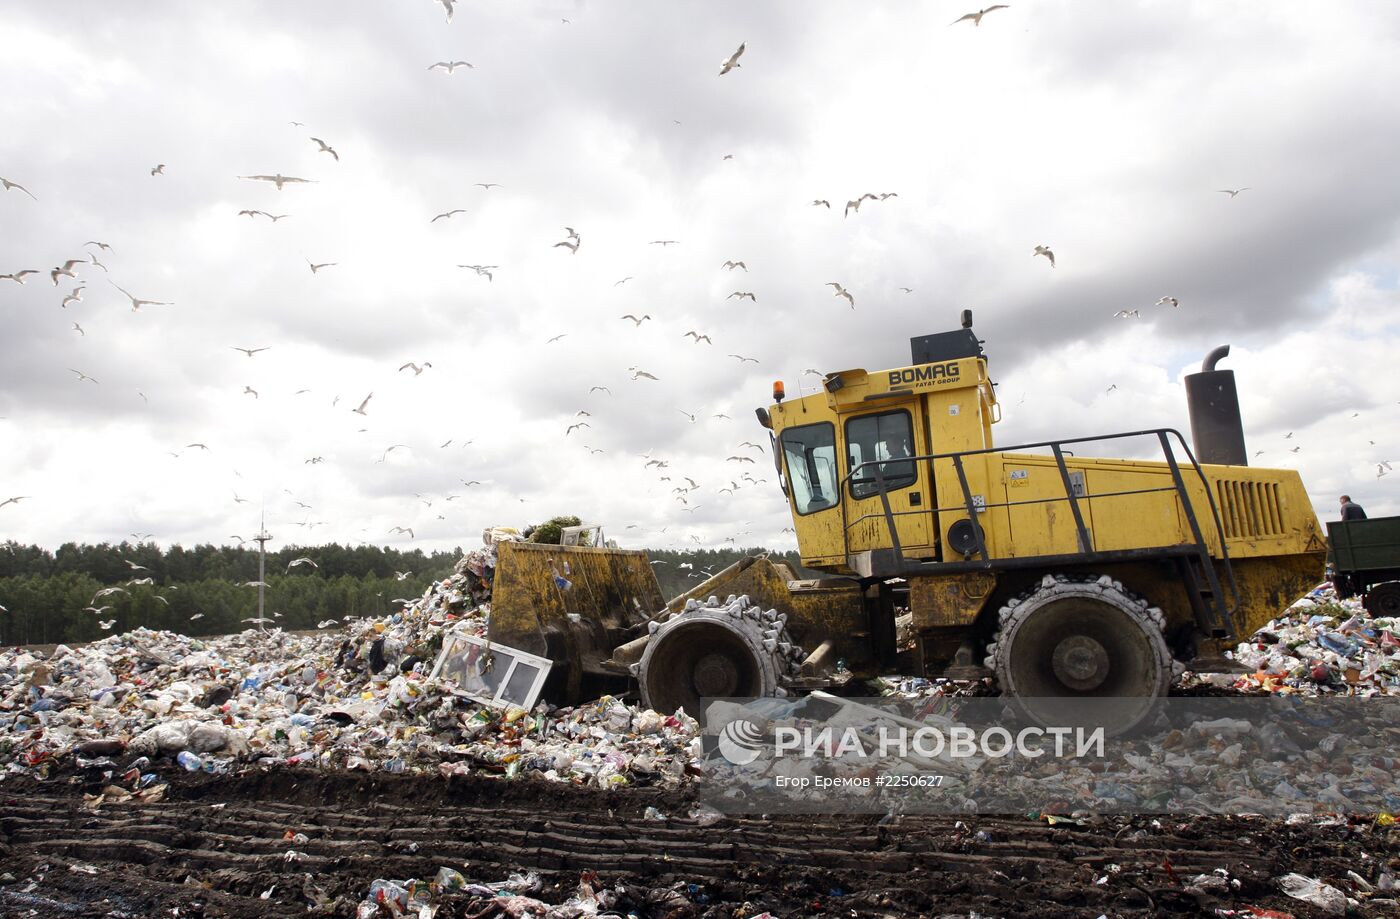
[
  {"xmin": 0, "ymin": 541, "xmax": 460, "ymax": 647},
  {"xmin": 0, "ymin": 540, "xmax": 822, "ymax": 647}
]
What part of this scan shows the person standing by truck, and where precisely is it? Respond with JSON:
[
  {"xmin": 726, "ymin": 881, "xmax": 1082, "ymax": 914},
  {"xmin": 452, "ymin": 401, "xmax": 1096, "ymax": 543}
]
[{"xmin": 1340, "ymin": 495, "xmax": 1368, "ymax": 521}]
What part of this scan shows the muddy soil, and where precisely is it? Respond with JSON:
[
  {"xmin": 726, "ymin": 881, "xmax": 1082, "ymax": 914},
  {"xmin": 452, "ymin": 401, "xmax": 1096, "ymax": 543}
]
[{"xmin": 0, "ymin": 767, "xmax": 1396, "ymax": 918}]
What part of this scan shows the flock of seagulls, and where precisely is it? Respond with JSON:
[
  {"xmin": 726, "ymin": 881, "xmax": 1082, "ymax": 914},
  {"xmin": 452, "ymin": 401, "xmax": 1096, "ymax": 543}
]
[{"xmin": 3, "ymin": 0, "xmax": 1385, "ymax": 579}]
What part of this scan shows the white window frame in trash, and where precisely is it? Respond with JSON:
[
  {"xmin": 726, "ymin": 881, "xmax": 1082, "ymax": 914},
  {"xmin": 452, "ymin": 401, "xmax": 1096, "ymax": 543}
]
[{"xmin": 430, "ymin": 631, "xmax": 553, "ymax": 711}]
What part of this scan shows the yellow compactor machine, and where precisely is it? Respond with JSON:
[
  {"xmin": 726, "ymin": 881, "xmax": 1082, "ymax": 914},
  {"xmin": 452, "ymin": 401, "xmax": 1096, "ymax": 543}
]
[{"xmin": 488, "ymin": 312, "xmax": 1327, "ymax": 728}]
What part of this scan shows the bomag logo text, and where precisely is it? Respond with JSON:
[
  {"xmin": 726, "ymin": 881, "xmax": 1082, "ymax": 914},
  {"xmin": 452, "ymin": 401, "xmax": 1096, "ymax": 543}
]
[{"xmin": 888, "ymin": 362, "xmax": 960, "ymax": 386}]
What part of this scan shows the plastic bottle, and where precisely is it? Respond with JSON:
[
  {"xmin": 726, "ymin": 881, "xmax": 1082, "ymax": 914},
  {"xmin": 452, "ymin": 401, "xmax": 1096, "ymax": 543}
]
[{"xmin": 176, "ymin": 751, "xmax": 206, "ymax": 772}]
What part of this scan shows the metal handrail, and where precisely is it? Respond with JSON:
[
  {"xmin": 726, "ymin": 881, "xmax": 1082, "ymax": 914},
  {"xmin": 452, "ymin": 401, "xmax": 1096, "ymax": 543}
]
[{"xmin": 835, "ymin": 427, "xmax": 1241, "ymax": 628}]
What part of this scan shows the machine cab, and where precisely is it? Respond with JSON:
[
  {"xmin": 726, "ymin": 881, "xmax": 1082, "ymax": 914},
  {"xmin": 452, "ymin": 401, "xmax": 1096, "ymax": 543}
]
[{"xmin": 761, "ymin": 313, "xmax": 1000, "ymax": 576}]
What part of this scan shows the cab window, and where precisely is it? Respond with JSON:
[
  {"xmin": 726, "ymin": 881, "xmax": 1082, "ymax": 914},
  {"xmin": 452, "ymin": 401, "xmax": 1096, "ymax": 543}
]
[
  {"xmin": 846, "ymin": 410, "xmax": 916, "ymax": 499},
  {"xmin": 780, "ymin": 423, "xmax": 838, "ymax": 515}
]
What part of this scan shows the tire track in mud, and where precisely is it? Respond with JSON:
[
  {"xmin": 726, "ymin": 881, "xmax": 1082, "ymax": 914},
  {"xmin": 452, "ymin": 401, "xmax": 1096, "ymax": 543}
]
[{"xmin": 1, "ymin": 769, "xmax": 1393, "ymax": 917}]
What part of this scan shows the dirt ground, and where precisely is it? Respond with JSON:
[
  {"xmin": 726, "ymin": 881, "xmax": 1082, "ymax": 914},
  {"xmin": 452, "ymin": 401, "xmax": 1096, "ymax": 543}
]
[{"xmin": 1, "ymin": 767, "xmax": 1397, "ymax": 918}]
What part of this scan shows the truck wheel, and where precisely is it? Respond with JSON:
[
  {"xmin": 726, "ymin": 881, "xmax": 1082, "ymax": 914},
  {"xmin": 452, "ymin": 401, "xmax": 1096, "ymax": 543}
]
[
  {"xmin": 636, "ymin": 595, "xmax": 803, "ymax": 720},
  {"xmin": 1365, "ymin": 582, "xmax": 1400, "ymax": 618},
  {"xmin": 983, "ymin": 574, "xmax": 1175, "ymax": 734}
]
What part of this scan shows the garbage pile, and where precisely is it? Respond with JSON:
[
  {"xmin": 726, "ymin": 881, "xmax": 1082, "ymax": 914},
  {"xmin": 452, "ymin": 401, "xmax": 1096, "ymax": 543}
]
[
  {"xmin": 1196, "ymin": 583, "xmax": 1400, "ymax": 696},
  {"xmin": 0, "ymin": 532, "xmax": 700, "ymax": 788}
]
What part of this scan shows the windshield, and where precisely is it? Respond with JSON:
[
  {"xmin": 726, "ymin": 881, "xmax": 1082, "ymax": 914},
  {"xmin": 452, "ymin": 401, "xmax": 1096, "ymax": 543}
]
[
  {"xmin": 780, "ymin": 423, "xmax": 838, "ymax": 515},
  {"xmin": 847, "ymin": 411, "xmax": 916, "ymax": 499}
]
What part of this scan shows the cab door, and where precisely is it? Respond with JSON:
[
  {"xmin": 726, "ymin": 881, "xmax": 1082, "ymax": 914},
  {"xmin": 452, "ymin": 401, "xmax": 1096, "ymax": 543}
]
[{"xmin": 842, "ymin": 407, "xmax": 934, "ymax": 556}]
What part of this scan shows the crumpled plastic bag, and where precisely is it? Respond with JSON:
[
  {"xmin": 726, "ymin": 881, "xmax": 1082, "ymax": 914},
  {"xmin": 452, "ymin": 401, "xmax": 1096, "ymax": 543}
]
[
  {"xmin": 1278, "ymin": 872, "xmax": 1348, "ymax": 914},
  {"xmin": 129, "ymin": 720, "xmax": 249, "ymax": 756}
]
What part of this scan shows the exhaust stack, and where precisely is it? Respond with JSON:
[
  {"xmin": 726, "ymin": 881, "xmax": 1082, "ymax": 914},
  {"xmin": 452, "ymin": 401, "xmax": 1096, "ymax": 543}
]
[{"xmin": 1184, "ymin": 345, "xmax": 1248, "ymax": 466}]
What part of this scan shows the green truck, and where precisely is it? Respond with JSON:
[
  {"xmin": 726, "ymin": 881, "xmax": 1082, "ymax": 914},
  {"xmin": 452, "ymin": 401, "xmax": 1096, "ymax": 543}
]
[{"xmin": 1329, "ymin": 515, "xmax": 1400, "ymax": 616}]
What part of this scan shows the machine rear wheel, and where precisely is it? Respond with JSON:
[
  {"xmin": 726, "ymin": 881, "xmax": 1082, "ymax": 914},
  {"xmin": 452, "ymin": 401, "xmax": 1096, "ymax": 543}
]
[
  {"xmin": 984, "ymin": 574, "xmax": 1174, "ymax": 735},
  {"xmin": 1365, "ymin": 581, "xmax": 1400, "ymax": 618}
]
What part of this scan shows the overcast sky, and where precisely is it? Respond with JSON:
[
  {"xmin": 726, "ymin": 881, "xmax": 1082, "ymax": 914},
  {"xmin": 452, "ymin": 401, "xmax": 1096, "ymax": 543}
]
[{"xmin": 2, "ymin": 0, "xmax": 1398, "ymax": 557}]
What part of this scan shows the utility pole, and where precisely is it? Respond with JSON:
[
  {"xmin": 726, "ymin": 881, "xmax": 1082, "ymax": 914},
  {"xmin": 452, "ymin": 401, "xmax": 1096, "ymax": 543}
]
[{"xmin": 253, "ymin": 509, "xmax": 272, "ymax": 633}]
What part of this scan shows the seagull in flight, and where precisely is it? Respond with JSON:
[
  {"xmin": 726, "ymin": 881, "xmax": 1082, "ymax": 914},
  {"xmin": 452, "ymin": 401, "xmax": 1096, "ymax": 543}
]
[
  {"xmin": 309, "ymin": 137, "xmax": 339, "ymax": 161},
  {"xmin": 475, "ymin": 182, "xmax": 503, "ymax": 189},
  {"xmin": 433, "ymin": 209, "xmax": 467, "ymax": 222},
  {"xmin": 1032, "ymin": 245, "xmax": 1055, "ymax": 267},
  {"xmin": 728, "ymin": 354, "xmax": 759, "ymax": 364},
  {"xmin": 1112, "ymin": 309, "xmax": 1140, "ymax": 319},
  {"xmin": 51, "ymin": 259, "xmax": 86, "ymax": 285},
  {"xmin": 566, "ymin": 421, "xmax": 590, "ymax": 435},
  {"xmin": 72, "ymin": 322, "xmax": 85, "ymax": 336},
  {"xmin": 287, "ymin": 557, "xmax": 319, "ymax": 572},
  {"xmin": 389, "ymin": 526, "xmax": 415, "ymax": 538},
  {"xmin": 553, "ymin": 232, "xmax": 580, "ymax": 253},
  {"xmin": 69, "ymin": 369, "xmax": 99, "ymax": 384},
  {"xmin": 307, "ymin": 259, "xmax": 337, "ymax": 273},
  {"xmin": 620, "ymin": 314, "xmax": 652, "ymax": 326},
  {"xmin": 353, "ymin": 392, "xmax": 373, "ymax": 415},
  {"xmin": 1, "ymin": 176, "xmax": 37, "ymax": 199},
  {"xmin": 1, "ymin": 496, "xmax": 30, "ymax": 508},
  {"xmin": 151, "ymin": 164, "xmax": 166, "ymax": 175},
  {"xmin": 631, "ymin": 369, "xmax": 659, "ymax": 381},
  {"xmin": 110, "ymin": 281, "xmax": 172, "ymax": 311},
  {"xmin": 232, "ymin": 347, "xmax": 270, "ymax": 358},
  {"xmin": 437, "ymin": 0, "xmax": 455, "ymax": 22},
  {"xmin": 243, "ymin": 385, "xmax": 259, "ymax": 398},
  {"xmin": 719, "ymin": 41, "xmax": 746, "ymax": 75},
  {"xmin": 826, "ymin": 282, "xmax": 855, "ymax": 308},
  {"xmin": 85, "ymin": 241, "xmax": 112, "ymax": 251},
  {"xmin": 951, "ymin": 5, "xmax": 1010, "ymax": 26},
  {"xmin": 684, "ymin": 331, "xmax": 712, "ymax": 344},
  {"xmin": 233, "ymin": 492, "xmax": 251, "ymax": 504},
  {"xmin": 60, "ymin": 285, "xmax": 84, "ymax": 308},
  {"xmin": 811, "ymin": 199, "xmax": 830, "ymax": 208},
  {"xmin": 614, "ymin": 276, "xmax": 634, "ymax": 286},
  {"xmin": 589, "ymin": 386, "xmax": 612, "ymax": 395},
  {"xmin": 429, "ymin": 60, "xmax": 474, "ymax": 73},
  {"xmin": 1217, "ymin": 188, "xmax": 1251, "ymax": 198},
  {"xmin": 1156, "ymin": 296, "xmax": 1179, "ymax": 308},
  {"xmin": 727, "ymin": 291, "xmax": 757, "ymax": 301},
  {"xmin": 721, "ymin": 260, "xmax": 747, "ymax": 271},
  {"xmin": 458, "ymin": 264, "xmax": 496, "ymax": 280},
  {"xmin": 650, "ymin": 239, "xmax": 680, "ymax": 246},
  {"xmin": 547, "ymin": 333, "xmax": 568, "ymax": 343},
  {"xmin": 899, "ymin": 287, "xmax": 914, "ymax": 294},
  {"xmin": 844, "ymin": 195, "xmax": 876, "ymax": 217},
  {"xmin": 1, "ymin": 270, "xmax": 39, "ymax": 284},
  {"xmin": 238, "ymin": 174, "xmax": 315, "ymax": 191},
  {"xmin": 399, "ymin": 361, "xmax": 432, "ymax": 375}
]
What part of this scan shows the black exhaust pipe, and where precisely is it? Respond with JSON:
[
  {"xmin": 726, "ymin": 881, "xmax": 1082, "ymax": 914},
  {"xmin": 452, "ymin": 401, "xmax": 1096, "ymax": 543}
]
[{"xmin": 1184, "ymin": 345, "xmax": 1248, "ymax": 465}]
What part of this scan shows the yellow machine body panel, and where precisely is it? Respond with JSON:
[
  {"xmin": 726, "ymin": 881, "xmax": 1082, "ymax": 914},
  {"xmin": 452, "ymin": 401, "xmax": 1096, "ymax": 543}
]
[
  {"xmin": 763, "ymin": 347, "xmax": 1326, "ymax": 645},
  {"xmin": 489, "ymin": 541, "xmax": 665, "ymax": 658}
]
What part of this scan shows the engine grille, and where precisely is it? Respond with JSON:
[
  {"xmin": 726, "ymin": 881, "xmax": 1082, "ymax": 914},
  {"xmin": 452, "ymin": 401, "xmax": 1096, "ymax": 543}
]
[{"xmin": 1213, "ymin": 479, "xmax": 1285, "ymax": 539}]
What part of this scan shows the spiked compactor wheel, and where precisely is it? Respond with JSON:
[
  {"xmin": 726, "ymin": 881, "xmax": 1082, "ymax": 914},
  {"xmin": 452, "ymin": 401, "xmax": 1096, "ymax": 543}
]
[
  {"xmin": 638, "ymin": 595, "xmax": 803, "ymax": 718},
  {"xmin": 985, "ymin": 574, "xmax": 1176, "ymax": 735}
]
